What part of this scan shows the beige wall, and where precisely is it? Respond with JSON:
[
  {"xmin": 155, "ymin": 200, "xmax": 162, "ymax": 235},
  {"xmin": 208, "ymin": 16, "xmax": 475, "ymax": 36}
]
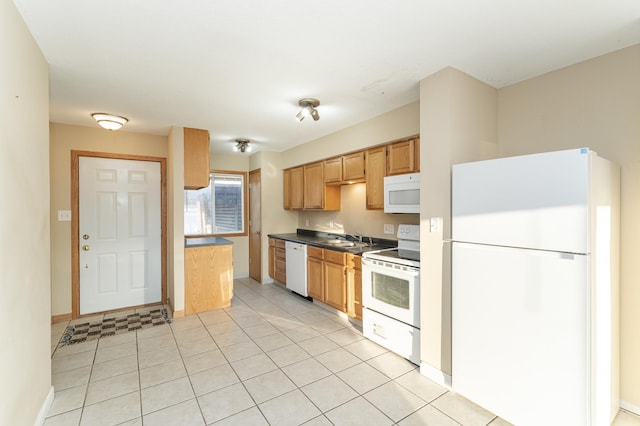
[
  {"xmin": 281, "ymin": 102, "xmax": 420, "ymax": 169},
  {"xmin": 419, "ymin": 67, "xmax": 498, "ymax": 378},
  {"xmin": 250, "ymin": 150, "xmax": 299, "ymax": 282},
  {"xmin": 498, "ymin": 44, "xmax": 640, "ymax": 409},
  {"xmin": 297, "ymin": 184, "xmax": 419, "ymax": 238},
  {"xmin": 1, "ymin": 0, "xmax": 52, "ymax": 423},
  {"xmin": 49, "ymin": 123, "xmax": 167, "ymax": 316},
  {"xmin": 167, "ymin": 127, "xmax": 184, "ymax": 313}
]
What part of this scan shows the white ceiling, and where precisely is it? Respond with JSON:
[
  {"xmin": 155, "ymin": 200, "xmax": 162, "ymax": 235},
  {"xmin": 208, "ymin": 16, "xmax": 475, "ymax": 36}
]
[{"xmin": 12, "ymin": 0, "xmax": 640, "ymax": 154}]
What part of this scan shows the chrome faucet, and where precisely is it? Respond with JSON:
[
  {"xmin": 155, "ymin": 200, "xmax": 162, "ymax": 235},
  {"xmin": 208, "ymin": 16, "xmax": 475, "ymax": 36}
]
[
  {"xmin": 348, "ymin": 233, "xmax": 374, "ymax": 245},
  {"xmin": 347, "ymin": 233, "xmax": 363, "ymax": 243}
]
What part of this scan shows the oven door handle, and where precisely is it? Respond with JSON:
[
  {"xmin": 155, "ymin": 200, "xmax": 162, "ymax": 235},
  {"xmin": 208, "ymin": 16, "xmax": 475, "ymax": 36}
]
[{"xmin": 362, "ymin": 258, "xmax": 420, "ymax": 274}]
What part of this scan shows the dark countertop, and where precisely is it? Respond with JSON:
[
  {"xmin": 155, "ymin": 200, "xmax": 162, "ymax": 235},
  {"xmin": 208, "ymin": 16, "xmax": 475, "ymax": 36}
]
[
  {"xmin": 267, "ymin": 229, "xmax": 397, "ymax": 254},
  {"xmin": 185, "ymin": 237, "xmax": 234, "ymax": 248}
]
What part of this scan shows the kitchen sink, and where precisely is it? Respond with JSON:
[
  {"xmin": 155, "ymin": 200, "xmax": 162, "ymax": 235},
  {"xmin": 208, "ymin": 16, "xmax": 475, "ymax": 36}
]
[{"xmin": 330, "ymin": 241, "xmax": 370, "ymax": 248}]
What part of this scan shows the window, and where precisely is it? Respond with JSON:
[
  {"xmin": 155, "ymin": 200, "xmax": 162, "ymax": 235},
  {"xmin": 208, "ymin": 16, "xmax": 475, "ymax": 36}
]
[{"xmin": 184, "ymin": 171, "xmax": 247, "ymax": 236}]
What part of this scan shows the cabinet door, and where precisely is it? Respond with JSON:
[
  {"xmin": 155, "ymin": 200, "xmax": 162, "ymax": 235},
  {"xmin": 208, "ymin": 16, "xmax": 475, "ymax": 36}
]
[
  {"xmin": 388, "ymin": 139, "xmax": 416, "ymax": 175},
  {"xmin": 353, "ymin": 256, "xmax": 362, "ymax": 320},
  {"xmin": 324, "ymin": 260, "xmax": 347, "ymax": 312},
  {"xmin": 275, "ymin": 240, "xmax": 287, "ymax": 284},
  {"xmin": 290, "ymin": 167, "xmax": 304, "ymax": 209},
  {"xmin": 304, "ymin": 162, "xmax": 324, "ymax": 209},
  {"xmin": 307, "ymin": 256, "xmax": 324, "ymax": 301},
  {"xmin": 185, "ymin": 245, "xmax": 233, "ymax": 314},
  {"xmin": 324, "ymin": 157, "xmax": 342, "ymax": 183},
  {"xmin": 346, "ymin": 255, "xmax": 362, "ymax": 320},
  {"xmin": 342, "ymin": 151, "xmax": 365, "ymax": 181},
  {"xmin": 283, "ymin": 169, "xmax": 291, "ymax": 209},
  {"xmin": 184, "ymin": 128, "xmax": 210, "ymax": 189},
  {"xmin": 365, "ymin": 146, "xmax": 387, "ymax": 210},
  {"xmin": 268, "ymin": 239, "xmax": 276, "ymax": 279}
]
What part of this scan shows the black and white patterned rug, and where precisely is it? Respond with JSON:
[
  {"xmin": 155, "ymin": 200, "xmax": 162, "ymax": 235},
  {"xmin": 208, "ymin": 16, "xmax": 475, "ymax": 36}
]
[{"xmin": 58, "ymin": 308, "xmax": 172, "ymax": 347}]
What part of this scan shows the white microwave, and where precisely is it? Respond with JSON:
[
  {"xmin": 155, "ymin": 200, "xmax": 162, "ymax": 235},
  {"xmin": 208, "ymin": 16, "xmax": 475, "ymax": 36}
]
[{"xmin": 384, "ymin": 173, "xmax": 420, "ymax": 213}]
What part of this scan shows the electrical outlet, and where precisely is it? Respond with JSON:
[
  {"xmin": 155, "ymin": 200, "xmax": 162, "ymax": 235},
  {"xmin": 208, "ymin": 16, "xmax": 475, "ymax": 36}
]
[
  {"xmin": 58, "ymin": 210, "xmax": 71, "ymax": 221},
  {"xmin": 383, "ymin": 224, "xmax": 394, "ymax": 234}
]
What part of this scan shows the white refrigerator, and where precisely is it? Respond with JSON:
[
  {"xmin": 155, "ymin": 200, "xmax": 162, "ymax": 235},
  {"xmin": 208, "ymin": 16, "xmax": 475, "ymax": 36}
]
[{"xmin": 451, "ymin": 148, "xmax": 620, "ymax": 426}]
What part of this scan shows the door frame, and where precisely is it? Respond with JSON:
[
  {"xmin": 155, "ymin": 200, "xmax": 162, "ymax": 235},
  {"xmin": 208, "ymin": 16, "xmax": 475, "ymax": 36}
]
[{"xmin": 71, "ymin": 150, "xmax": 167, "ymax": 319}]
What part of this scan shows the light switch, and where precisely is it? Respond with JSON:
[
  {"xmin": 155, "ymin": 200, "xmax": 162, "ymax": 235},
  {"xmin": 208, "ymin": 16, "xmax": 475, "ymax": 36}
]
[
  {"xmin": 430, "ymin": 217, "xmax": 442, "ymax": 233},
  {"xmin": 58, "ymin": 210, "xmax": 71, "ymax": 221}
]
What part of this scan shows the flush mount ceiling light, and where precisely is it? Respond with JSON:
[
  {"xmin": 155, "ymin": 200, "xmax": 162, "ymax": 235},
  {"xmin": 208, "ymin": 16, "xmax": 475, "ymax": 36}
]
[
  {"xmin": 296, "ymin": 98, "xmax": 320, "ymax": 122},
  {"xmin": 233, "ymin": 138, "xmax": 252, "ymax": 153},
  {"xmin": 91, "ymin": 113, "xmax": 128, "ymax": 130}
]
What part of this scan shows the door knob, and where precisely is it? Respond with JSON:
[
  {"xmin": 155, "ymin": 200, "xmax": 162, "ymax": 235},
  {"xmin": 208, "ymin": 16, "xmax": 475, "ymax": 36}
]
[
  {"xmin": 83, "ymin": 234, "xmax": 90, "ymax": 240},
  {"xmin": 82, "ymin": 245, "xmax": 90, "ymax": 251}
]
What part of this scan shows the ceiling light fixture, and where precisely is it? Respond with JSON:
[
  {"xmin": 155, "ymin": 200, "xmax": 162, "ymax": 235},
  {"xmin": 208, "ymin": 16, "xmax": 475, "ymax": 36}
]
[
  {"xmin": 233, "ymin": 138, "xmax": 252, "ymax": 153},
  {"xmin": 296, "ymin": 98, "xmax": 320, "ymax": 122},
  {"xmin": 91, "ymin": 113, "xmax": 128, "ymax": 130}
]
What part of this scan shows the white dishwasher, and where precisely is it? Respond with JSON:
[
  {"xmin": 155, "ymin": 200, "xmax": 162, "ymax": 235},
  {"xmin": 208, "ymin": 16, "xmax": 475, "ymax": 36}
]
[{"xmin": 285, "ymin": 241, "xmax": 308, "ymax": 297}]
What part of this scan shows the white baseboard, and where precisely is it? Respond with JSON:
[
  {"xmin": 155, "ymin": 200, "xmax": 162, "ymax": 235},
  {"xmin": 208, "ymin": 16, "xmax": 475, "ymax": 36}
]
[
  {"xmin": 420, "ymin": 362, "xmax": 452, "ymax": 389},
  {"xmin": 34, "ymin": 386, "xmax": 54, "ymax": 426},
  {"xmin": 620, "ymin": 400, "xmax": 640, "ymax": 417}
]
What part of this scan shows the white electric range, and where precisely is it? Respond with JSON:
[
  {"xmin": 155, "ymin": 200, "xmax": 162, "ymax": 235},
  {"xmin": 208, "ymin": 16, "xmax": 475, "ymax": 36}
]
[{"xmin": 361, "ymin": 224, "xmax": 420, "ymax": 364}]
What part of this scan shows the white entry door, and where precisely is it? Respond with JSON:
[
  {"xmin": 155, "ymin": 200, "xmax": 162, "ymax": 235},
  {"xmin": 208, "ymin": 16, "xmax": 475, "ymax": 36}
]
[{"xmin": 79, "ymin": 156, "xmax": 162, "ymax": 314}]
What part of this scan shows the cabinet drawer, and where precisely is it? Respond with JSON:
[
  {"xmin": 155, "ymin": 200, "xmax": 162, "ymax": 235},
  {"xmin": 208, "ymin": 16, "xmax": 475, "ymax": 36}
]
[
  {"xmin": 308, "ymin": 246, "xmax": 324, "ymax": 259},
  {"xmin": 276, "ymin": 239, "xmax": 286, "ymax": 249},
  {"xmin": 353, "ymin": 255, "xmax": 362, "ymax": 269},
  {"xmin": 324, "ymin": 249, "xmax": 346, "ymax": 264},
  {"xmin": 275, "ymin": 248, "xmax": 286, "ymax": 261},
  {"xmin": 269, "ymin": 238, "xmax": 276, "ymax": 247}
]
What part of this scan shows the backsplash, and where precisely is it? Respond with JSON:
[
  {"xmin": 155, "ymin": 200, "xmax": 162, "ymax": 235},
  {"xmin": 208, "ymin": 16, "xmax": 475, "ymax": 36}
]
[{"xmin": 297, "ymin": 183, "xmax": 419, "ymax": 239}]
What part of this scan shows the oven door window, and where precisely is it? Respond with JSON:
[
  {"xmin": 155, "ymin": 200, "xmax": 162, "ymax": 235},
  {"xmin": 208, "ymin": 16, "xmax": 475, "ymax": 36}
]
[{"xmin": 371, "ymin": 272, "xmax": 410, "ymax": 309}]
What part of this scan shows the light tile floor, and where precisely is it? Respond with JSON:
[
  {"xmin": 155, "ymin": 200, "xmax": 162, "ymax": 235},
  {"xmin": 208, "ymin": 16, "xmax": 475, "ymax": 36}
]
[{"xmin": 46, "ymin": 278, "xmax": 640, "ymax": 426}]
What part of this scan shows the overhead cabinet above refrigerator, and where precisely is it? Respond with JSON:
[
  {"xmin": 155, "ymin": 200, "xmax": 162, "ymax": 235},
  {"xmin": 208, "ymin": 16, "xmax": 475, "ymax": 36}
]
[{"xmin": 451, "ymin": 148, "xmax": 620, "ymax": 426}]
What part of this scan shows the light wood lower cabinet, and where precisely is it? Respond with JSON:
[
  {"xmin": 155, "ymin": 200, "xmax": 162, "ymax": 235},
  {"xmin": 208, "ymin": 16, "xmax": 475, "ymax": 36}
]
[
  {"xmin": 307, "ymin": 247, "xmax": 360, "ymax": 317},
  {"xmin": 348, "ymin": 256, "xmax": 363, "ymax": 320},
  {"xmin": 184, "ymin": 244, "xmax": 233, "ymax": 315},
  {"xmin": 307, "ymin": 246, "xmax": 324, "ymax": 301},
  {"xmin": 268, "ymin": 238, "xmax": 287, "ymax": 284},
  {"xmin": 324, "ymin": 249, "xmax": 347, "ymax": 312}
]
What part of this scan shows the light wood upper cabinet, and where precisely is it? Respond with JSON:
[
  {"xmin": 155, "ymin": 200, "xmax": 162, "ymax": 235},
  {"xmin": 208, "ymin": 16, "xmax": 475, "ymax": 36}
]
[
  {"xmin": 283, "ymin": 169, "xmax": 291, "ymax": 209},
  {"xmin": 323, "ymin": 157, "xmax": 342, "ymax": 184},
  {"xmin": 342, "ymin": 151, "xmax": 366, "ymax": 182},
  {"xmin": 388, "ymin": 138, "xmax": 419, "ymax": 175},
  {"xmin": 304, "ymin": 162, "xmax": 324, "ymax": 209},
  {"xmin": 324, "ymin": 152, "xmax": 365, "ymax": 184},
  {"xmin": 290, "ymin": 167, "xmax": 304, "ymax": 209},
  {"xmin": 365, "ymin": 146, "xmax": 387, "ymax": 210},
  {"xmin": 184, "ymin": 127, "xmax": 210, "ymax": 189},
  {"xmin": 304, "ymin": 162, "xmax": 340, "ymax": 210}
]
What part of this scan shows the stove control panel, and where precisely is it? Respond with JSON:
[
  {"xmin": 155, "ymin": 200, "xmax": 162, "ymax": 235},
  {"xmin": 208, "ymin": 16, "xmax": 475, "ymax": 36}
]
[{"xmin": 397, "ymin": 224, "xmax": 420, "ymax": 241}]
